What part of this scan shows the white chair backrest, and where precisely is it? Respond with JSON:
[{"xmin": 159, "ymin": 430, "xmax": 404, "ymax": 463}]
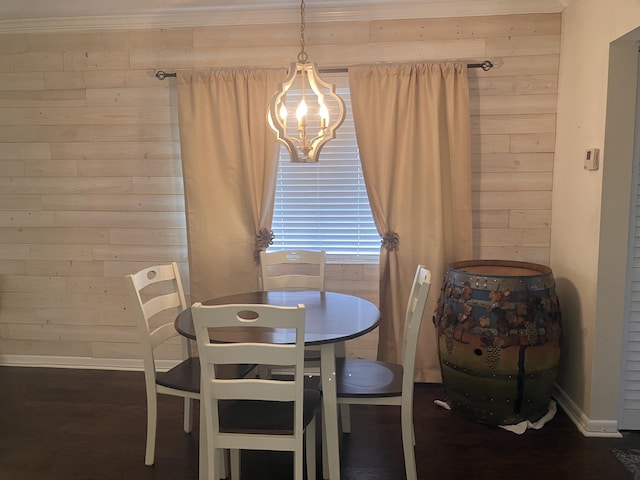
[
  {"xmin": 125, "ymin": 263, "xmax": 190, "ymax": 375},
  {"xmin": 191, "ymin": 302, "xmax": 307, "ymax": 450},
  {"xmin": 400, "ymin": 265, "xmax": 432, "ymax": 391},
  {"xmin": 260, "ymin": 250, "xmax": 326, "ymax": 291}
]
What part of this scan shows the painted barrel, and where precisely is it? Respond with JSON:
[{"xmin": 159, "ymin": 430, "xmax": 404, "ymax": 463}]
[{"xmin": 433, "ymin": 260, "xmax": 562, "ymax": 426}]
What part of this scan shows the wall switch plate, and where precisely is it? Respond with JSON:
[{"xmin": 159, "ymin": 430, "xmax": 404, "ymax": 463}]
[{"xmin": 584, "ymin": 148, "xmax": 599, "ymax": 171}]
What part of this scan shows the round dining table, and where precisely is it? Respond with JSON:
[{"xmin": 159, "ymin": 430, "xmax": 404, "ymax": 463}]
[{"xmin": 175, "ymin": 290, "xmax": 380, "ymax": 480}]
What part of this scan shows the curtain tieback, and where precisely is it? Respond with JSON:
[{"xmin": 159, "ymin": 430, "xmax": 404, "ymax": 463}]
[
  {"xmin": 382, "ymin": 231, "xmax": 400, "ymax": 251},
  {"xmin": 254, "ymin": 228, "xmax": 275, "ymax": 263}
]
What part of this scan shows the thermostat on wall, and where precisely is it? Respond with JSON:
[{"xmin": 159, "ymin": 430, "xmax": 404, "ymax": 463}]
[{"xmin": 584, "ymin": 148, "xmax": 599, "ymax": 171}]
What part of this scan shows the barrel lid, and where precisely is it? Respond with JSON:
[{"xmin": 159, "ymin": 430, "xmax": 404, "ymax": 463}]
[{"xmin": 449, "ymin": 260, "xmax": 552, "ymax": 278}]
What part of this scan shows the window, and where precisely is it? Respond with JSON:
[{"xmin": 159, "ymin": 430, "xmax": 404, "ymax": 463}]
[{"xmin": 269, "ymin": 74, "xmax": 380, "ymax": 263}]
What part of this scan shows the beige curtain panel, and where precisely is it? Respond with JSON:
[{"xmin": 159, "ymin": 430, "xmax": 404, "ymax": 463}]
[
  {"xmin": 349, "ymin": 63, "xmax": 473, "ymax": 382},
  {"xmin": 177, "ymin": 68, "xmax": 286, "ymax": 303}
]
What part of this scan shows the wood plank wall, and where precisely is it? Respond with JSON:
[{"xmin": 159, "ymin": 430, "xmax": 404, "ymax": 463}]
[{"xmin": 0, "ymin": 13, "xmax": 560, "ymax": 365}]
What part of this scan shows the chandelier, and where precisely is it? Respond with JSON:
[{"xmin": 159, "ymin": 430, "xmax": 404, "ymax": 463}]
[{"xmin": 267, "ymin": 0, "xmax": 346, "ymax": 163}]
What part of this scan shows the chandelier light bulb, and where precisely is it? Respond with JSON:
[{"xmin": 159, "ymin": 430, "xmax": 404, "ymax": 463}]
[
  {"xmin": 296, "ymin": 99, "xmax": 307, "ymax": 120},
  {"xmin": 319, "ymin": 102, "xmax": 329, "ymax": 130},
  {"xmin": 279, "ymin": 103, "xmax": 287, "ymax": 122}
]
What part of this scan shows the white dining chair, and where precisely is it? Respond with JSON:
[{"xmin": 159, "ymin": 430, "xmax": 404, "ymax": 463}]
[
  {"xmin": 259, "ymin": 249, "xmax": 327, "ymax": 372},
  {"xmin": 325, "ymin": 265, "xmax": 432, "ymax": 480},
  {"xmin": 127, "ymin": 264, "xmax": 254, "ymax": 475},
  {"xmin": 191, "ymin": 301, "xmax": 321, "ymax": 480},
  {"xmin": 125, "ymin": 262, "xmax": 199, "ymax": 467},
  {"xmin": 260, "ymin": 248, "xmax": 353, "ymax": 448}
]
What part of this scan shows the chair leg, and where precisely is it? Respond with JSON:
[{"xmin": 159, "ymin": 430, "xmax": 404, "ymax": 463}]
[
  {"xmin": 321, "ymin": 419, "xmax": 328, "ymax": 480},
  {"xmin": 230, "ymin": 449, "xmax": 240, "ymax": 480},
  {"xmin": 183, "ymin": 397, "xmax": 194, "ymax": 433},
  {"xmin": 208, "ymin": 447, "xmax": 231, "ymax": 480},
  {"xmin": 144, "ymin": 391, "xmax": 158, "ymax": 466},
  {"xmin": 400, "ymin": 406, "xmax": 417, "ymax": 480},
  {"xmin": 294, "ymin": 446, "xmax": 304, "ymax": 480},
  {"xmin": 339, "ymin": 404, "xmax": 351, "ymax": 434},
  {"xmin": 222, "ymin": 449, "xmax": 230, "ymax": 479},
  {"xmin": 200, "ymin": 400, "xmax": 210, "ymax": 479},
  {"xmin": 305, "ymin": 418, "xmax": 317, "ymax": 480},
  {"xmin": 335, "ymin": 341, "xmax": 351, "ymax": 434}
]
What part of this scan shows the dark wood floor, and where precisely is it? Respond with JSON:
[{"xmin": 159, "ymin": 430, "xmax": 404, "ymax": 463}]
[{"xmin": 0, "ymin": 366, "xmax": 638, "ymax": 480}]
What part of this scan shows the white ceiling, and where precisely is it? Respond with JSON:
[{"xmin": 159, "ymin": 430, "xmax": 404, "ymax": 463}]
[{"xmin": 0, "ymin": 0, "xmax": 571, "ymax": 33}]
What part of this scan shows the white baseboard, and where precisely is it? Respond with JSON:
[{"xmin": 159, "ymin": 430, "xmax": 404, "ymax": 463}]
[
  {"xmin": 553, "ymin": 384, "xmax": 622, "ymax": 437},
  {"xmin": 0, "ymin": 354, "xmax": 179, "ymax": 372}
]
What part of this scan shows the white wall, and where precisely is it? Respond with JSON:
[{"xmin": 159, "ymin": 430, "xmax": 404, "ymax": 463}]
[
  {"xmin": 0, "ymin": 14, "xmax": 560, "ymax": 369},
  {"xmin": 552, "ymin": 0, "xmax": 640, "ymax": 432}
]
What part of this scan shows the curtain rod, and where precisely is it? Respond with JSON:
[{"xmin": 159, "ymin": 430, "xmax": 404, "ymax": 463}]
[{"xmin": 154, "ymin": 60, "xmax": 493, "ymax": 80}]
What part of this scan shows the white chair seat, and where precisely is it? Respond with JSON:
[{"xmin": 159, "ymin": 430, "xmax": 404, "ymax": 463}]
[{"xmin": 335, "ymin": 358, "xmax": 403, "ymax": 396}]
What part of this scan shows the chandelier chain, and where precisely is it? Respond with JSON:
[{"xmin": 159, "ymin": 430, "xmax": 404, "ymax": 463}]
[{"xmin": 297, "ymin": 0, "xmax": 308, "ymax": 63}]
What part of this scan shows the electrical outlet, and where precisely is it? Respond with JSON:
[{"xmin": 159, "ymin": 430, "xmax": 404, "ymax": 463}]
[{"xmin": 584, "ymin": 148, "xmax": 599, "ymax": 171}]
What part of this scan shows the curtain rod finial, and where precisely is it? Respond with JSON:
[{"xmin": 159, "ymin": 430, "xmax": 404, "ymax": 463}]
[
  {"xmin": 480, "ymin": 60, "xmax": 493, "ymax": 71},
  {"xmin": 155, "ymin": 70, "xmax": 176, "ymax": 80}
]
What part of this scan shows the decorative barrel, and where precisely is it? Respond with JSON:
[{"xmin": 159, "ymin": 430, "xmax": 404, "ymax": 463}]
[{"xmin": 434, "ymin": 260, "xmax": 561, "ymax": 426}]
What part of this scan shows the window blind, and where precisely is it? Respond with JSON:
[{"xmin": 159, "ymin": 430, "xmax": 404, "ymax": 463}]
[{"xmin": 270, "ymin": 83, "xmax": 380, "ymax": 262}]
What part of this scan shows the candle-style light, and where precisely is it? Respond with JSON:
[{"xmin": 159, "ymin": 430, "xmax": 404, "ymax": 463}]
[{"xmin": 267, "ymin": 0, "xmax": 345, "ymax": 163}]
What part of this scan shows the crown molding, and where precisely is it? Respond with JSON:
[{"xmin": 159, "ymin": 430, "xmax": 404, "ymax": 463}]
[{"xmin": 0, "ymin": 0, "xmax": 568, "ymax": 34}]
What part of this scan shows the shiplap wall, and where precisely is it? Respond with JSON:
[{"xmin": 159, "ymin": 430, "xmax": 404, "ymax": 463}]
[{"xmin": 0, "ymin": 13, "xmax": 559, "ymax": 367}]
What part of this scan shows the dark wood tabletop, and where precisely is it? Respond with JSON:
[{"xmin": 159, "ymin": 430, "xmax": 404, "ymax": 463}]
[{"xmin": 175, "ymin": 290, "xmax": 380, "ymax": 346}]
